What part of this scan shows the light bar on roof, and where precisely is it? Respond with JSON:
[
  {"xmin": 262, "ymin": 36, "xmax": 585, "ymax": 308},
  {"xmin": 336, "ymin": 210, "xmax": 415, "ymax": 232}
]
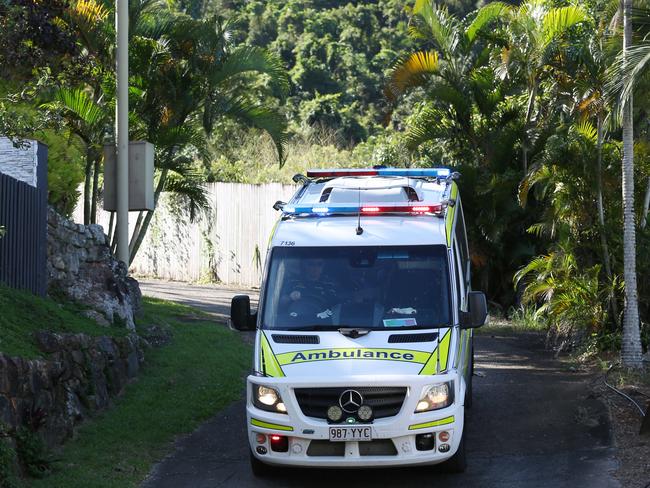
[
  {"xmin": 306, "ymin": 167, "xmax": 451, "ymax": 178},
  {"xmin": 283, "ymin": 204, "xmax": 443, "ymax": 216}
]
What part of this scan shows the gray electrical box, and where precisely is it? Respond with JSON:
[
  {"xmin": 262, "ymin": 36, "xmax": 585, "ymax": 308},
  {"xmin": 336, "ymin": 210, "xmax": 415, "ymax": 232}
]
[{"xmin": 104, "ymin": 141, "xmax": 155, "ymax": 211}]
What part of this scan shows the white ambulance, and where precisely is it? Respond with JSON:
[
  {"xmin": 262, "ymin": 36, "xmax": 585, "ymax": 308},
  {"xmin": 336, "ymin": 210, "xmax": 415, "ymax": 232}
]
[{"xmin": 231, "ymin": 167, "xmax": 487, "ymax": 475}]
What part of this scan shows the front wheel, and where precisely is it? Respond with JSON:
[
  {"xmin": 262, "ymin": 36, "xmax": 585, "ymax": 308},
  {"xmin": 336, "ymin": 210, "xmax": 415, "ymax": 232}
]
[
  {"xmin": 250, "ymin": 450, "xmax": 274, "ymax": 478},
  {"xmin": 441, "ymin": 426, "xmax": 467, "ymax": 473}
]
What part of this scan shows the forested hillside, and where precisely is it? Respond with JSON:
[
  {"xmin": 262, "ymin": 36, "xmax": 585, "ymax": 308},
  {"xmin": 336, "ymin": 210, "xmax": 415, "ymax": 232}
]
[{"xmin": 181, "ymin": 0, "xmax": 481, "ymax": 144}]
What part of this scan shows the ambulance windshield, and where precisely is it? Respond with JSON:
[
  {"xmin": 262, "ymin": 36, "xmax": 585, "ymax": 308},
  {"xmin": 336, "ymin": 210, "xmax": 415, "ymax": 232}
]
[{"xmin": 262, "ymin": 245, "xmax": 452, "ymax": 330}]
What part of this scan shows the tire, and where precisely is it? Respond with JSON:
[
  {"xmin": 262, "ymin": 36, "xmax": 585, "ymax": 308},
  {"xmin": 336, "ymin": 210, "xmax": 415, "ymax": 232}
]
[
  {"xmin": 442, "ymin": 426, "xmax": 467, "ymax": 473},
  {"xmin": 250, "ymin": 449, "xmax": 274, "ymax": 478},
  {"xmin": 464, "ymin": 342, "xmax": 474, "ymax": 409}
]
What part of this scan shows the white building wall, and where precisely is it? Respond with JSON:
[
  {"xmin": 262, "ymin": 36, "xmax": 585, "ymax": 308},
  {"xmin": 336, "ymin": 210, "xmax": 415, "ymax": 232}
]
[{"xmin": 0, "ymin": 137, "xmax": 39, "ymax": 187}]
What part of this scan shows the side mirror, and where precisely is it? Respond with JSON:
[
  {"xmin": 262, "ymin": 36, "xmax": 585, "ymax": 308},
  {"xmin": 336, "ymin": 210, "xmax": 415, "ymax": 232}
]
[
  {"xmin": 460, "ymin": 291, "xmax": 488, "ymax": 329},
  {"xmin": 231, "ymin": 295, "xmax": 256, "ymax": 331}
]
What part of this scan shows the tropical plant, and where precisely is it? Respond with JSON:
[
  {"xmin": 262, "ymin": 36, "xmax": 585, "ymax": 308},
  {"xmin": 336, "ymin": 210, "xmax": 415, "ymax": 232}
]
[
  {"xmin": 513, "ymin": 245, "xmax": 614, "ymax": 353},
  {"xmin": 498, "ymin": 0, "xmax": 588, "ymax": 173},
  {"xmin": 123, "ymin": 8, "xmax": 289, "ymax": 263},
  {"xmin": 385, "ymin": 1, "xmax": 538, "ymax": 304},
  {"xmin": 41, "ymin": 87, "xmax": 111, "ymax": 225}
]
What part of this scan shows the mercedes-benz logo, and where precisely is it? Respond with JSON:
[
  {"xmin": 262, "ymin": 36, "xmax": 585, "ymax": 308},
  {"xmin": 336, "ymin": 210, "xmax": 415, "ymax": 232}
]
[{"xmin": 339, "ymin": 389, "xmax": 364, "ymax": 413}]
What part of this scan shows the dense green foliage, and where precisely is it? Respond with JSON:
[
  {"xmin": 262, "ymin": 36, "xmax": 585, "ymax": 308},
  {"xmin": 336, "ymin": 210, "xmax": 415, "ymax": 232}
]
[{"xmin": 387, "ymin": 0, "xmax": 650, "ymax": 354}]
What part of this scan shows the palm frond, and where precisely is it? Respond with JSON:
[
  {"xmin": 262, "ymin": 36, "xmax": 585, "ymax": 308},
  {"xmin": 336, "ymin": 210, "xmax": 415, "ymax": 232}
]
[
  {"xmin": 43, "ymin": 88, "xmax": 106, "ymax": 128},
  {"xmin": 574, "ymin": 119, "xmax": 597, "ymax": 142},
  {"xmin": 210, "ymin": 46, "xmax": 290, "ymax": 97},
  {"xmin": 542, "ymin": 6, "xmax": 589, "ymax": 47},
  {"xmin": 403, "ymin": 104, "xmax": 451, "ymax": 149},
  {"xmin": 73, "ymin": 0, "xmax": 109, "ymax": 23},
  {"xmin": 164, "ymin": 170, "xmax": 209, "ymax": 222},
  {"xmin": 215, "ymin": 97, "xmax": 288, "ymax": 165},
  {"xmin": 386, "ymin": 51, "xmax": 439, "ymax": 100},
  {"xmin": 410, "ymin": 2, "xmax": 459, "ymax": 56},
  {"xmin": 606, "ymin": 42, "xmax": 650, "ymax": 117},
  {"xmin": 465, "ymin": 2, "xmax": 511, "ymax": 44}
]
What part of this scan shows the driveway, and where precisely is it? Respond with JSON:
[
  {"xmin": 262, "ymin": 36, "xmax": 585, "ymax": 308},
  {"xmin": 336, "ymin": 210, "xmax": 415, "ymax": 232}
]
[
  {"xmin": 139, "ymin": 278, "xmax": 259, "ymax": 323},
  {"xmin": 139, "ymin": 279, "xmax": 619, "ymax": 488}
]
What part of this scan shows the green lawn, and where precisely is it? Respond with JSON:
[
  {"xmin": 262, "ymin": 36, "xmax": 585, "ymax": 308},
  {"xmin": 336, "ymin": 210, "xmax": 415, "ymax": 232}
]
[
  {"xmin": 0, "ymin": 290, "xmax": 251, "ymax": 488},
  {"xmin": 0, "ymin": 285, "xmax": 128, "ymax": 358}
]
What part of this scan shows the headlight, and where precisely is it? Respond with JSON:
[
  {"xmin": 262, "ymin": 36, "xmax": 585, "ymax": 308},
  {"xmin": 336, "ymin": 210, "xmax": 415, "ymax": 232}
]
[
  {"xmin": 252, "ymin": 384, "xmax": 287, "ymax": 414},
  {"xmin": 415, "ymin": 382, "xmax": 454, "ymax": 412}
]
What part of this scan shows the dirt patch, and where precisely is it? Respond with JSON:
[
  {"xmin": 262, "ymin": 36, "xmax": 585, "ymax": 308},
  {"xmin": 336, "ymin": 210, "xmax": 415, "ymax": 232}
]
[{"xmin": 592, "ymin": 369, "xmax": 650, "ymax": 488}]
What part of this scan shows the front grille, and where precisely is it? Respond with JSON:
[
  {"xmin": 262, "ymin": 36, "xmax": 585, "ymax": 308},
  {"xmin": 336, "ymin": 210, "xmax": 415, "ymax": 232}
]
[{"xmin": 294, "ymin": 387, "xmax": 407, "ymax": 420}]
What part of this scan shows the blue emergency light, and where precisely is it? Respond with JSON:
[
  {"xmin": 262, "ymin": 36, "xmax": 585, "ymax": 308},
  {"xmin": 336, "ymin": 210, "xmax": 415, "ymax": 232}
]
[{"xmin": 305, "ymin": 168, "xmax": 452, "ymax": 178}]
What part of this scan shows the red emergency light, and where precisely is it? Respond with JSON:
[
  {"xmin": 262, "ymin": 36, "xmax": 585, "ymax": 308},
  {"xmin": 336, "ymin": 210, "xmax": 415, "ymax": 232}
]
[{"xmin": 360, "ymin": 205, "xmax": 441, "ymax": 214}]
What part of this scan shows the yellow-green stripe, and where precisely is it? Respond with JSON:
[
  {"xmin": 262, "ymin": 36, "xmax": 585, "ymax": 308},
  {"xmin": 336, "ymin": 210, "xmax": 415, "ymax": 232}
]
[
  {"xmin": 445, "ymin": 182, "xmax": 458, "ymax": 246},
  {"xmin": 260, "ymin": 332, "xmax": 285, "ymax": 377},
  {"xmin": 408, "ymin": 415, "xmax": 455, "ymax": 430},
  {"xmin": 250, "ymin": 418, "xmax": 294, "ymax": 432},
  {"xmin": 418, "ymin": 329, "xmax": 452, "ymax": 375}
]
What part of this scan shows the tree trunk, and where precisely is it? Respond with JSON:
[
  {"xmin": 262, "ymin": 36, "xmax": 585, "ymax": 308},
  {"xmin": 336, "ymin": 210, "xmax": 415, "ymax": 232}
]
[
  {"xmin": 596, "ymin": 116, "xmax": 619, "ymax": 326},
  {"xmin": 129, "ymin": 210, "xmax": 145, "ymax": 254},
  {"xmin": 522, "ymin": 78, "xmax": 538, "ymax": 175},
  {"xmin": 128, "ymin": 168, "xmax": 169, "ymax": 264},
  {"xmin": 107, "ymin": 211, "xmax": 115, "ymax": 244},
  {"xmin": 90, "ymin": 153, "xmax": 101, "ymax": 224},
  {"xmin": 83, "ymin": 151, "xmax": 93, "ymax": 226},
  {"xmin": 641, "ymin": 177, "xmax": 650, "ymax": 230},
  {"xmin": 620, "ymin": 0, "xmax": 644, "ymax": 369}
]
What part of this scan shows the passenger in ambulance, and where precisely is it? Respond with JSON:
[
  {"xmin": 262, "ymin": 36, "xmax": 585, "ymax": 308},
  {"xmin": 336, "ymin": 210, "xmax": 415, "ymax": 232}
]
[{"xmin": 280, "ymin": 258, "xmax": 341, "ymax": 322}]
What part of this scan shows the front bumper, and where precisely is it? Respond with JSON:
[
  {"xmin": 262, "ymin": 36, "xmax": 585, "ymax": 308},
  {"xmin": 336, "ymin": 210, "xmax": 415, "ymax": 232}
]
[{"xmin": 246, "ymin": 374, "xmax": 464, "ymax": 468}]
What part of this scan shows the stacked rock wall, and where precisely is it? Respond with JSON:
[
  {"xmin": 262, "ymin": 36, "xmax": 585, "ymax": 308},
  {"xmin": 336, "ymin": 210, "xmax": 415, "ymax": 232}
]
[
  {"xmin": 47, "ymin": 208, "xmax": 141, "ymax": 329},
  {"xmin": 0, "ymin": 332, "xmax": 143, "ymax": 447}
]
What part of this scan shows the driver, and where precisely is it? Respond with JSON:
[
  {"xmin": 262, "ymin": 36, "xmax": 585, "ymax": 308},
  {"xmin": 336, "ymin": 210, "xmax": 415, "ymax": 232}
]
[{"xmin": 281, "ymin": 258, "xmax": 339, "ymax": 319}]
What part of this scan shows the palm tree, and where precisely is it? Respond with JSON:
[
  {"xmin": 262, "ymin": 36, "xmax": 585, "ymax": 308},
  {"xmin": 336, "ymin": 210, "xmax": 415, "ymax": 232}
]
[
  {"xmin": 557, "ymin": 1, "xmax": 621, "ymax": 325},
  {"xmin": 609, "ymin": 5, "xmax": 650, "ymax": 229},
  {"xmin": 44, "ymin": 0, "xmax": 289, "ymax": 262},
  {"xmin": 39, "ymin": 0, "xmax": 114, "ymax": 225},
  {"xmin": 500, "ymin": 1, "xmax": 588, "ymax": 173},
  {"xmin": 386, "ymin": 2, "xmax": 539, "ymax": 303},
  {"xmin": 41, "ymin": 87, "xmax": 111, "ymax": 225},
  {"xmin": 619, "ymin": 0, "xmax": 644, "ymax": 368},
  {"xmin": 386, "ymin": 1, "xmax": 512, "ymax": 166},
  {"xmin": 125, "ymin": 8, "xmax": 289, "ymax": 263}
]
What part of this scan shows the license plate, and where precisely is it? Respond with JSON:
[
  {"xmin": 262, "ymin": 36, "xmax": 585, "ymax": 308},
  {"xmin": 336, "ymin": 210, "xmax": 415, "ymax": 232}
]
[{"xmin": 328, "ymin": 426, "xmax": 372, "ymax": 442}]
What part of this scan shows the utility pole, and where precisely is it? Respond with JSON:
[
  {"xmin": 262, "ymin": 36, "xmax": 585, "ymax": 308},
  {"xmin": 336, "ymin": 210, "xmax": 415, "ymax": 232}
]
[{"xmin": 115, "ymin": 0, "xmax": 129, "ymax": 265}]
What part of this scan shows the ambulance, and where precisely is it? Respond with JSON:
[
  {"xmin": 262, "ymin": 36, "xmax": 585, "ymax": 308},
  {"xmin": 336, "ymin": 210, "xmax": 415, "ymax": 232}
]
[{"xmin": 230, "ymin": 167, "xmax": 487, "ymax": 475}]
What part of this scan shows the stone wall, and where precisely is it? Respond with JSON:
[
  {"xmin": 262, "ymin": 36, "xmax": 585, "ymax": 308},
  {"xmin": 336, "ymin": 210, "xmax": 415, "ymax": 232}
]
[
  {"xmin": 0, "ymin": 332, "xmax": 143, "ymax": 447},
  {"xmin": 47, "ymin": 208, "xmax": 141, "ymax": 330},
  {"xmin": 0, "ymin": 137, "xmax": 40, "ymax": 188}
]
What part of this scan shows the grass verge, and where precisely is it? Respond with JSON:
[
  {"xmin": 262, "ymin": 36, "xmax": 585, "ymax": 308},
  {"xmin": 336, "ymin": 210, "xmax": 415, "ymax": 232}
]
[
  {"xmin": 22, "ymin": 296, "xmax": 251, "ymax": 488},
  {"xmin": 0, "ymin": 285, "xmax": 127, "ymax": 358}
]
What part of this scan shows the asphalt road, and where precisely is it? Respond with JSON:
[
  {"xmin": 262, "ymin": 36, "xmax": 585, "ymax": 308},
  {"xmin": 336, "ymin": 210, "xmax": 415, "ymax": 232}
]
[
  {"xmin": 139, "ymin": 279, "xmax": 619, "ymax": 488},
  {"xmin": 139, "ymin": 278, "xmax": 259, "ymax": 323}
]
